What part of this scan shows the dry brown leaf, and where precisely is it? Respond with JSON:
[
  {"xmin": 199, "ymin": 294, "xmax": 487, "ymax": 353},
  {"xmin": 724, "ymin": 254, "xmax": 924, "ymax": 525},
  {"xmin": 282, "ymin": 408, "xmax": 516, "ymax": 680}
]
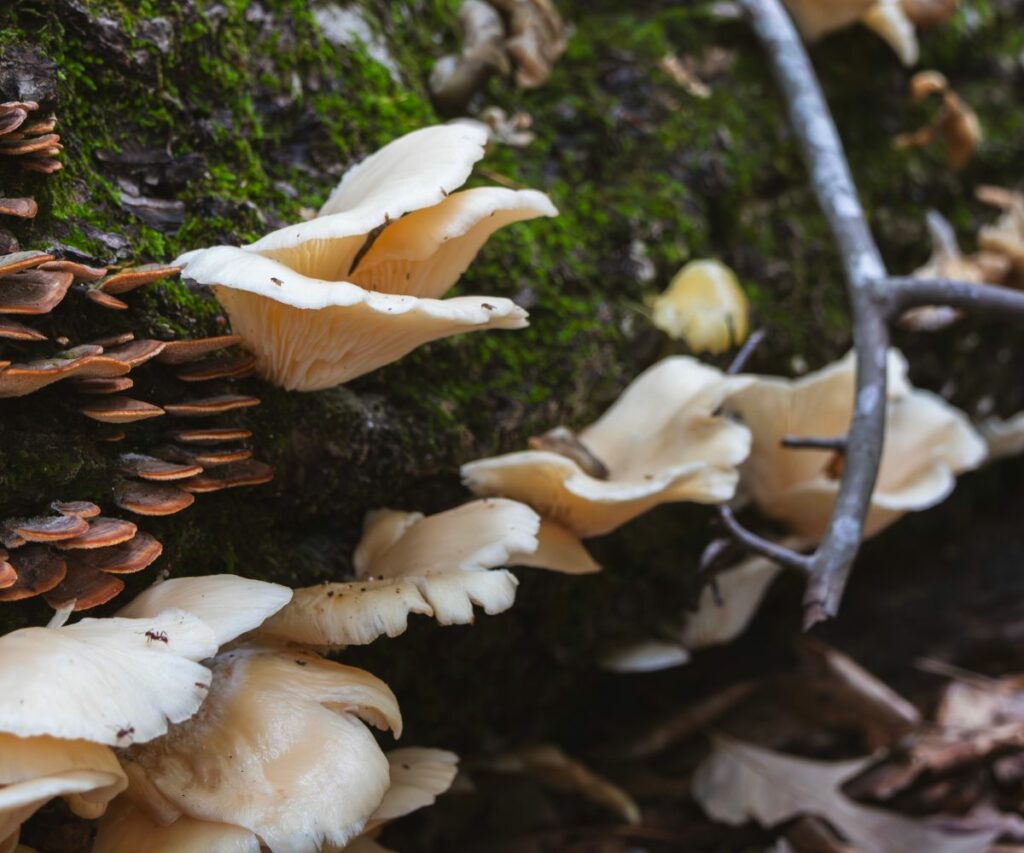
[
  {"xmin": 477, "ymin": 744, "xmax": 641, "ymax": 824},
  {"xmin": 693, "ymin": 736, "xmax": 996, "ymax": 853}
]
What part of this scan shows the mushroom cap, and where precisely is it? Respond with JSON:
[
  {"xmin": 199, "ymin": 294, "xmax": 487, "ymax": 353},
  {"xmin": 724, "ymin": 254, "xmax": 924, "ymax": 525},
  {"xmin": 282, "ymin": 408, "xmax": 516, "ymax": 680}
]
[
  {"xmin": 508, "ymin": 519, "xmax": 600, "ymax": 575},
  {"xmin": 862, "ymin": 0, "xmax": 919, "ymax": 65},
  {"xmin": 94, "ymin": 801, "xmax": 261, "ymax": 853},
  {"xmin": 354, "ymin": 499, "xmax": 539, "ymax": 578},
  {"xmin": 727, "ymin": 350, "xmax": 986, "ymax": 541},
  {"xmin": 462, "ymin": 357, "xmax": 753, "ymax": 536},
  {"xmin": 176, "ymin": 246, "xmax": 528, "ymax": 391},
  {"xmin": 249, "ymin": 124, "xmax": 489, "ymax": 272},
  {"xmin": 129, "ymin": 645, "xmax": 401, "ymax": 853},
  {"xmin": 650, "ymin": 260, "xmax": 749, "ymax": 354},
  {"xmin": 0, "ymin": 611, "xmax": 217, "ymax": 745},
  {"xmin": 261, "ymin": 500, "xmax": 535, "ymax": 647},
  {"xmin": 0, "ymin": 734, "xmax": 126, "ymax": 843},
  {"xmin": 679, "ymin": 555, "xmax": 785, "ymax": 649},
  {"xmin": 174, "ymin": 124, "xmax": 557, "ymax": 391},
  {"xmin": 601, "ymin": 641, "xmax": 691, "ymax": 674},
  {"xmin": 117, "ymin": 575, "xmax": 293, "ymax": 646},
  {"xmin": 364, "ymin": 748, "xmax": 459, "ymax": 830}
]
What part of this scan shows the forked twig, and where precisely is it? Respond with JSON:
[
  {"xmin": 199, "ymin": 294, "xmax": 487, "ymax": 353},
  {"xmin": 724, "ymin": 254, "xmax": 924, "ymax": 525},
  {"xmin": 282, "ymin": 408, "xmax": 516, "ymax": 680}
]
[{"xmin": 726, "ymin": 0, "xmax": 1024, "ymax": 627}]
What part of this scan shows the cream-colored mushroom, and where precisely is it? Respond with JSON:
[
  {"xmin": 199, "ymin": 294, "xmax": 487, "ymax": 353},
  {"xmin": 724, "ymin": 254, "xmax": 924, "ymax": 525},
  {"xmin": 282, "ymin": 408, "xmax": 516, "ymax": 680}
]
[
  {"xmin": 125, "ymin": 644, "xmax": 402, "ymax": 853},
  {"xmin": 261, "ymin": 499, "xmax": 541, "ymax": 647},
  {"xmin": 176, "ymin": 124, "xmax": 557, "ymax": 391},
  {"xmin": 0, "ymin": 734, "xmax": 126, "ymax": 851},
  {"xmin": 117, "ymin": 574, "xmax": 293, "ymax": 645},
  {"xmin": 977, "ymin": 185, "xmax": 1024, "ymax": 283},
  {"xmin": 0, "ymin": 574, "xmax": 292, "ymax": 746},
  {"xmin": 783, "ymin": 0, "xmax": 919, "ymax": 65},
  {"xmin": 462, "ymin": 357, "xmax": 753, "ymax": 537},
  {"xmin": 728, "ymin": 350, "xmax": 985, "ymax": 541},
  {"xmin": 649, "ymin": 260, "xmax": 750, "ymax": 354},
  {"xmin": 95, "ymin": 748, "xmax": 457, "ymax": 853},
  {"xmin": 603, "ymin": 551, "xmax": 791, "ymax": 673}
]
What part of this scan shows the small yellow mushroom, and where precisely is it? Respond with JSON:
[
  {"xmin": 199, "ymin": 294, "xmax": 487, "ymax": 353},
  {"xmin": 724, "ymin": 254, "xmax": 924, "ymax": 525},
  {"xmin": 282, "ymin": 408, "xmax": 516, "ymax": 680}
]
[{"xmin": 650, "ymin": 260, "xmax": 750, "ymax": 354}]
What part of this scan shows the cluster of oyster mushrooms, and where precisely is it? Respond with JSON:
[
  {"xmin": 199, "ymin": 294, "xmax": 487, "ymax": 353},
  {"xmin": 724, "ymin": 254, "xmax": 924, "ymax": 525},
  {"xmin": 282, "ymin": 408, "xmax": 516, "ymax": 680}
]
[
  {"xmin": 0, "ymin": 101, "xmax": 61, "ymax": 175},
  {"xmin": 0, "ymin": 57, "xmax": 1017, "ymax": 848}
]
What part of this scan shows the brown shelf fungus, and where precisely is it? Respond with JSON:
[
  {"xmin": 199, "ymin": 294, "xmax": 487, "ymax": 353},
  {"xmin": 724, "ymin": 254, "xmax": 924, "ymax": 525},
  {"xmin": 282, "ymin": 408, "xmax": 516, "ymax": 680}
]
[
  {"xmin": 175, "ymin": 124, "xmax": 557, "ymax": 391},
  {"xmin": 123, "ymin": 644, "xmax": 402, "ymax": 853},
  {"xmin": 260, "ymin": 499, "xmax": 542, "ymax": 648},
  {"xmin": 0, "ymin": 102, "xmax": 62, "ymax": 174},
  {"xmin": 726, "ymin": 350, "xmax": 985, "ymax": 542},
  {"xmin": 462, "ymin": 357, "xmax": 753, "ymax": 538}
]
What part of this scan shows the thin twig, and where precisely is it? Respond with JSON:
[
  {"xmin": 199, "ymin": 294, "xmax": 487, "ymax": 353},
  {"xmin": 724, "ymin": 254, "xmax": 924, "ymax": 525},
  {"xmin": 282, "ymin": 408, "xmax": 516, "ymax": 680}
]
[
  {"xmin": 718, "ymin": 506, "xmax": 813, "ymax": 572},
  {"xmin": 727, "ymin": 327, "xmax": 766, "ymax": 374},
  {"xmin": 882, "ymin": 276, "xmax": 1024, "ymax": 319},
  {"xmin": 706, "ymin": 0, "xmax": 1024, "ymax": 627},
  {"xmin": 781, "ymin": 435, "xmax": 848, "ymax": 452},
  {"xmin": 740, "ymin": 0, "xmax": 889, "ymax": 625}
]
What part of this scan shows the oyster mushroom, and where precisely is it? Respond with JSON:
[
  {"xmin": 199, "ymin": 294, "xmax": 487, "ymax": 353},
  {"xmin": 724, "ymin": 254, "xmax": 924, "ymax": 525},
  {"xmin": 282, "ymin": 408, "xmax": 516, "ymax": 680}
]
[
  {"xmin": 175, "ymin": 124, "xmax": 557, "ymax": 391},
  {"xmin": 649, "ymin": 259, "xmax": 750, "ymax": 354},
  {"xmin": 977, "ymin": 185, "xmax": 1024, "ymax": 284},
  {"xmin": 462, "ymin": 357, "xmax": 753, "ymax": 537},
  {"xmin": 0, "ymin": 734, "xmax": 127, "ymax": 851},
  {"xmin": 260, "ymin": 499, "xmax": 539, "ymax": 647},
  {"xmin": 727, "ymin": 350, "xmax": 985, "ymax": 541},
  {"xmin": 94, "ymin": 748, "xmax": 456, "ymax": 853},
  {"xmin": 124, "ymin": 644, "xmax": 402, "ymax": 852}
]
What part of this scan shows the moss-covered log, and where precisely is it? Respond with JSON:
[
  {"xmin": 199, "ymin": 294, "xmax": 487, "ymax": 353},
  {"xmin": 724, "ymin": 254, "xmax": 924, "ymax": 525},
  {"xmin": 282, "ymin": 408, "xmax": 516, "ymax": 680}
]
[{"xmin": 1, "ymin": 0, "xmax": 1023, "ymax": 759}]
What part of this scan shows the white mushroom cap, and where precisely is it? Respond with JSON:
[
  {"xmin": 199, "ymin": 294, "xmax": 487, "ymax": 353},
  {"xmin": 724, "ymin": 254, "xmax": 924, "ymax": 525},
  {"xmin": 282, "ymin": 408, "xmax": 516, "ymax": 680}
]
[
  {"xmin": 117, "ymin": 574, "xmax": 293, "ymax": 645},
  {"xmin": 95, "ymin": 749, "xmax": 457, "ymax": 853},
  {"xmin": 462, "ymin": 357, "xmax": 753, "ymax": 537},
  {"xmin": 253, "ymin": 124, "xmax": 490, "ymax": 272},
  {"xmin": 509, "ymin": 519, "xmax": 601, "ymax": 575},
  {"xmin": 94, "ymin": 801, "xmax": 261, "ymax": 853},
  {"xmin": 728, "ymin": 350, "xmax": 985, "ymax": 541},
  {"xmin": 364, "ymin": 748, "xmax": 459, "ymax": 830},
  {"xmin": 260, "ymin": 500, "xmax": 537, "ymax": 647},
  {"xmin": 174, "ymin": 246, "xmax": 529, "ymax": 391},
  {"xmin": 679, "ymin": 555, "xmax": 785, "ymax": 649},
  {"xmin": 175, "ymin": 124, "xmax": 557, "ymax": 391},
  {"xmin": 128, "ymin": 645, "xmax": 401, "ymax": 853},
  {"xmin": 0, "ymin": 734, "xmax": 127, "ymax": 844},
  {"xmin": 0, "ymin": 611, "xmax": 218, "ymax": 746}
]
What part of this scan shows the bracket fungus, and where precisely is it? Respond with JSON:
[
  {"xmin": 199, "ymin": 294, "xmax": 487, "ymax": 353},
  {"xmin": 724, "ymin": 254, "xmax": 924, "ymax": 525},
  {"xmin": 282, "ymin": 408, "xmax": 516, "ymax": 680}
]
[
  {"xmin": 175, "ymin": 124, "xmax": 557, "ymax": 391},
  {"xmin": 462, "ymin": 357, "xmax": 753, "ymax": 538},
  {"xmin": 261, "ymin": 499, "xmax": 542, "ymax": 648},
  {"xmin": 726, "ymin": 350, "xmax": 986, "ymax": 542},
  {"xmin": 649, "ymin": 259, "xmax": 750, "ymax": 354},
  {"xmin": 0, "ymin": 102, "xmax": 62, "ymax": 174},
  {"xmin": 782, "ymin": 0, "xmax": 919, "ymax": 66},
  {"xmin": 123, "ymin": 644, "xmax": 401, "ymax": 853}
]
